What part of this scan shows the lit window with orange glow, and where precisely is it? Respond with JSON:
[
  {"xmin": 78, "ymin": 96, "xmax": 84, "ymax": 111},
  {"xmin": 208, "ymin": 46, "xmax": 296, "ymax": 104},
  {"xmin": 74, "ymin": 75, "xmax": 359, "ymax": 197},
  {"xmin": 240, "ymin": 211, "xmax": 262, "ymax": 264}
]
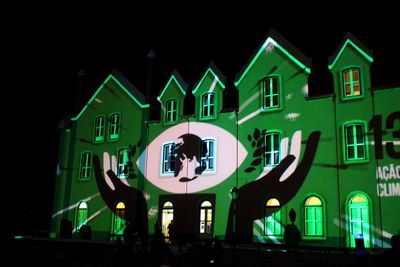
[{"xmin": 343, "ymin": 68, "xmax": 361, "ymax": 98}]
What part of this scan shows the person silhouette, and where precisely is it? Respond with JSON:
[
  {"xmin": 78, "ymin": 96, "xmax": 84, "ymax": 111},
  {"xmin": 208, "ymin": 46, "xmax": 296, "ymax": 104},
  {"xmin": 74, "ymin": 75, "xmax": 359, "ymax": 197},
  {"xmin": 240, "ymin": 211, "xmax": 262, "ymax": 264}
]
[
  {"xmin": 123, "ymin": 221, "xmax": 134, "ymax": 245},
  {"xmin": 167, "ymin": 220, "xmax": 175, "ymax": 243},
  {"xmin": 382, "ymin": 234, "xmax": 400, "ymax": 264},
  {"xmin": 284, "ymin": 209, "xmax": 301, "ymax": 248},
  {"xmin": 154, "ymin": 220, "xmax": 163, "ymax": 239},
  {"xmin": 151, "ymin": 220, "xmax": 167, "ymax": 266}
]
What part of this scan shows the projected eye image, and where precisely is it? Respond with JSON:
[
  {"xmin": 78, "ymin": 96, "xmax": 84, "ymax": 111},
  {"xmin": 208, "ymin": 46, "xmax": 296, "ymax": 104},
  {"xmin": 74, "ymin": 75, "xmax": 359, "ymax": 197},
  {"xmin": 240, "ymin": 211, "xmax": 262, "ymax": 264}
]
[{"xmin": 138, "ymin": 122, "xmax": 247, "ymax": 193}]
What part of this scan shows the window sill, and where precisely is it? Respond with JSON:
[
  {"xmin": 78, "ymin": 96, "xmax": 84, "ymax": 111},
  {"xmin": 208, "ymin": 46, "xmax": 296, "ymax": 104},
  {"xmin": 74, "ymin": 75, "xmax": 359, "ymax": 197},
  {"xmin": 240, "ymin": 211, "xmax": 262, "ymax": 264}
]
[
  {"xmin": 343, "ymin": 158, "xmax": 369, "ymax": 164},
  {"xmin": 261, "ymin": 106, "xmax": 282, "ymax": 113}
]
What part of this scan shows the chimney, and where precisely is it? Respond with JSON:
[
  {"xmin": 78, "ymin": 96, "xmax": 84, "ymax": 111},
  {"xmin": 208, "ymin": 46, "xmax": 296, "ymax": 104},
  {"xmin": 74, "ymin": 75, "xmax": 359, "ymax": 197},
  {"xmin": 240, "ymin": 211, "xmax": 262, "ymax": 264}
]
[
  {"xmin": 146, "ymin": 49, "xmax": 159, "ymax": 120},
  {"xmin": 223, "ymin": 75, "xmax": 239, "ymax": 111}
]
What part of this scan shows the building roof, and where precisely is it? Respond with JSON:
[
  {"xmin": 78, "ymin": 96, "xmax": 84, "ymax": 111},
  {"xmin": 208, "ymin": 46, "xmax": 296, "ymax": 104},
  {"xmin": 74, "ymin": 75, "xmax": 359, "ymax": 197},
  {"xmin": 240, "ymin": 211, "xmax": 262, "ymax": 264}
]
[
  {"xmin": 72, "ymin": 68, "xmax": 148, "ymax": 121},
  {"xmin": 371, "ymin": 83, "xmax": 400, "ymax": 91},
  {"xmin": 192, "ymin": 61, "xmax": 227, "ymax": 95},
  {"xmin": 157, "ymin": 69, "xmax": 188, "ymax": 101},
  {"xmin": 111, "ymin": 68, "xmax": 147, "ymax": 103},
  {"xmin": 234, "ymin": 28, "xmax": 312, "ymax": 86},
  {"xmin": 328, "ymin": 32, "xmax": 374, "ymax": 70}
]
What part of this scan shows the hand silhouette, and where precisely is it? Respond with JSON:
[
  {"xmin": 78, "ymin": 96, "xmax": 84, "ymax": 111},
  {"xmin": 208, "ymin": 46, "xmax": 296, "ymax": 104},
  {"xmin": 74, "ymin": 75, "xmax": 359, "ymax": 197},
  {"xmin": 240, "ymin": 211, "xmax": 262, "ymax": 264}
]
[
  {"xmin": 93, "ymin": 152, "xmax": 148, "ymax": 239},
  {"xmin": 226, "ymin": 130, "xmax": 320, "ymax": 242}
]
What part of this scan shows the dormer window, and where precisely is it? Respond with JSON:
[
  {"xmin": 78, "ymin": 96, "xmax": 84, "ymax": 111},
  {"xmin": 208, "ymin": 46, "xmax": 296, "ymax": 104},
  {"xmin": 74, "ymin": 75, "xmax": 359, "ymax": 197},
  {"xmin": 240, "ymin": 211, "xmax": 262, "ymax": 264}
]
[
  {"xmin": 109, "ymin": 113, "xmax": 121, "ymax": 140},
  {"xmin": 201, "ymin": 92, "xmax": 216, "ymax": 119},
  {"xmin": 165, "ymin": 99, "xmax": 178, "ymax": 124},
  {"xmin": 342, "ymin": 68, "xmax": 361, "ymax": 98},
  {"xmin": 262, "ymin": 76, "xmax": 279, "ymax": 110}
]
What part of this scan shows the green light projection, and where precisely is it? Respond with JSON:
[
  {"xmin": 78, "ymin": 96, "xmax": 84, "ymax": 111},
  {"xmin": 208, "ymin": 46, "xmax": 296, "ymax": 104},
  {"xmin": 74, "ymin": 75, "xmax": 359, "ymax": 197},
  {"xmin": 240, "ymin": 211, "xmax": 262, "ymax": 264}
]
[{"xmin": 52, "ymin": 32, "xmax": 399, "ymax": 249}]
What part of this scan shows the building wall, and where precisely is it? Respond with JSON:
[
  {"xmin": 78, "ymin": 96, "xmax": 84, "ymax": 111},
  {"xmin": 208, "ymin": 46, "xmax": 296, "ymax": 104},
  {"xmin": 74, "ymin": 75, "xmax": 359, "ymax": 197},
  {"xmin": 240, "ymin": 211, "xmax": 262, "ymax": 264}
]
[{"xmin": 52, "ymin": 34, "xmax": 399, "ymax": 248}]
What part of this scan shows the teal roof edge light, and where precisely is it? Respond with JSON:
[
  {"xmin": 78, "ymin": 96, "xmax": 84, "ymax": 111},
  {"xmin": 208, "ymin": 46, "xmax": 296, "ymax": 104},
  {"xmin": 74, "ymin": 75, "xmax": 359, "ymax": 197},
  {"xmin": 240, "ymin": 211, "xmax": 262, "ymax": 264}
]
[
  {"xmin": 72, "ymin": 73, "xmax": 149, "ymax": 121},
  {"xmin": 235, "ymin": 35, "xmax": 311, "ymax": 87},
  {"xmin": 157, "ymin": 70, "xmax": 187, "ymax": 101},
  {"xmin": 328, "ymin": 37, "xmax": 374, "ymax": 70},
  {"xmin": 192, "ymin": 67, "xmax": 226, "ymax": 95}
]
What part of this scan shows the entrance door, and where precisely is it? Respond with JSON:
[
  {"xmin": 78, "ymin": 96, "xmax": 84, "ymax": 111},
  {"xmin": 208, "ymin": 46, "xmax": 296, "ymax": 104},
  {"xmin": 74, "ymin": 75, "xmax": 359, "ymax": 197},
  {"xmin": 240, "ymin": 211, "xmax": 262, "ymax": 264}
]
[
  {"xmin": 159, "ymin": 194, "xmax": 215, "ymax": 241},
  {"xmin": 161, "ymin": 201, "xmax": 174, "ymax": 238},
  {"xmin": 199, "ymin": 200, "xmax": 213, "ymax": 239}
]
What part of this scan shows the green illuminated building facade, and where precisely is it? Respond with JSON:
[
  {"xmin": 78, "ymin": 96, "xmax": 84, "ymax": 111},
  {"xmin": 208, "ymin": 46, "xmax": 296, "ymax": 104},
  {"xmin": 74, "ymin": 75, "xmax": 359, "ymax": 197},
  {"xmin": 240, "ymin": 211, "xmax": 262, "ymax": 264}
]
[{"xmin": 52, "ymin": 29, "xmax": 399, "ymax": 248}]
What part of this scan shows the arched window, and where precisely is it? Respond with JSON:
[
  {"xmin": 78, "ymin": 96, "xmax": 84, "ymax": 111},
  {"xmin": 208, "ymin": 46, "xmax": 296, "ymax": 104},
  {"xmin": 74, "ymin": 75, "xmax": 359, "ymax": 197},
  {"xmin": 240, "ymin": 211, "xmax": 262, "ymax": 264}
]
[
  {"xmin": 76, "ymin": 202, "xmax": 88, "ymax": 230},
  {"xmin": 264, "ymin": 198, "xmax": 282, "ymax": 236},
  {"xmin": 348, "ymin": 194, "xmax": 370, "ymax": 248},
  {"xmin": 161, "ymin": 201, "xmax": 174, "ymax": 237},
  {"xmin": 113, "ymin": 202, "xmax": 126, "ymax": 236},
  {"xmin": 304, "ymin": 196, "xmax": 324, "ymax": 237},
  {"xmin": 199, "ymin": 201, "xmax": 213, "ymax": 236}
]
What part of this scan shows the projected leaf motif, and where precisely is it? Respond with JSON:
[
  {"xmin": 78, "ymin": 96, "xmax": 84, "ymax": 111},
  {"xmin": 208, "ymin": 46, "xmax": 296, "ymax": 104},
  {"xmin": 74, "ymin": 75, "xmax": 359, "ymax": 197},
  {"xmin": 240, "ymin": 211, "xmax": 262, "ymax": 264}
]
[
  {"xmin": 245, "ymin": 167, "xmax": 255, "ymax": 173},
  {"xmin": 253, "ymin": 147, "xmax": 263, "ymax": 157},
  {"xmin": 253, "ymin": 128, "xmax": 260, "ymax": 139},
  {"xmin": 251, "ymin": 158, "xmax": 262, "ymax": 166},
  {"xmin": 127, "ymin": 139, "xmax": 142, "ymax": 179},
  {"xmin": 245, "ymin": 128, "xmax": 267, "ymax": 173}
]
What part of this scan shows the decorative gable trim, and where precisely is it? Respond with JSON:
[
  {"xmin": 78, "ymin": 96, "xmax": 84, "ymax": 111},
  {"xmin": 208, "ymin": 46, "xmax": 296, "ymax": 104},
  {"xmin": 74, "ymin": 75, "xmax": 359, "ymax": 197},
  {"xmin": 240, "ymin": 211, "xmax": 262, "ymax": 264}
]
[
  {"xmin": 235, "ymin": 28, "xmax": 311, "ymax": 87},
  {"xmin": 72, "ymin": 69, "xmax": 148, "ymax": 121},
  {"xmin": 328, "ymin": 32, "xmax": 373, "ymax": 70},
  {"xmin": 192, "ymin": 61, "xmax": 226, "ymax": 95},
  {"xmin": 157, "ymin": 69, "xmax": 188, "ymax": 102}
]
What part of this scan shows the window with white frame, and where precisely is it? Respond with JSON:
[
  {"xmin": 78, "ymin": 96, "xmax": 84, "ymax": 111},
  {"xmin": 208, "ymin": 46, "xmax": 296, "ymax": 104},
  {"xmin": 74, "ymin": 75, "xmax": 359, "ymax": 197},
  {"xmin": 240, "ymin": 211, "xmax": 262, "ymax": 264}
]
[
  {"xmin": 344, "ymin": 123, "xmax": 367, "ymax": 162},
  {"xmin": 264, "ymin": 132, "xmax": 281, "ymax": 167},
  {"xmin": 263, "ymin": 76, "xmax": 279, "ymax": 109},
  {"xmin": 161, "ymin": 143, "xmax": 177, "ymax": 174},
  {"xmin": 201, "ymin": 93, "xmax": 215, "ymax": 119},
  {"xmin": 109, "ymin": 113, "xmax": 121, "ymax": 140},
  {"xmin": 80, "ymin": 152, "xmax": 92, "ymax": 181},
  {"xmin": 117, "ymin": 148, "xmax": 131, "ymax": 178},
  {"xmin": 94, "ymin": 116, "xmax": 105, "ymax": 142},
  {"xmin": 165, "ymin": 99, "xmax": 178, "ymax": 124},
  {"xmin": 200, "ymin": 139, "xmax": 215, "ymax": 172}
]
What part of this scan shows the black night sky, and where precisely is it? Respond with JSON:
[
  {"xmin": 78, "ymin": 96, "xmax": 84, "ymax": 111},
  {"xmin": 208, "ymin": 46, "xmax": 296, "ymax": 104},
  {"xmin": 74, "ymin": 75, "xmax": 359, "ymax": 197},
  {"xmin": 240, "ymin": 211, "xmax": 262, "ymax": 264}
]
[{"xmin": 3, "ymin": 4, "xmax": 399, "ymax": 238}]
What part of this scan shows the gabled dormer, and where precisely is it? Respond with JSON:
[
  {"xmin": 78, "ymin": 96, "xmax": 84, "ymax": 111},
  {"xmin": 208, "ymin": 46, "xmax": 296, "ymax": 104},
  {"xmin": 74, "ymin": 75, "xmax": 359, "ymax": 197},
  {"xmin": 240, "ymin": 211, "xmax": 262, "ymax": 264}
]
[
  {"xmin": 157, "ymin": 69, "xmax": 188, "ymax": 125},
  {"xmin": 192, "ymin": 61, "xmax": 226, "ymax": 121},
  {"xmin": 71, "ymin": 68, "xmax": 149, "ymax": 143},
  {"xmin": 328, "ymin": 32, "xmax": 373, "ymax": 101},
  {"xmin": 234, "ymin": 28, "xmax": 311, "ymax": 115}
]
